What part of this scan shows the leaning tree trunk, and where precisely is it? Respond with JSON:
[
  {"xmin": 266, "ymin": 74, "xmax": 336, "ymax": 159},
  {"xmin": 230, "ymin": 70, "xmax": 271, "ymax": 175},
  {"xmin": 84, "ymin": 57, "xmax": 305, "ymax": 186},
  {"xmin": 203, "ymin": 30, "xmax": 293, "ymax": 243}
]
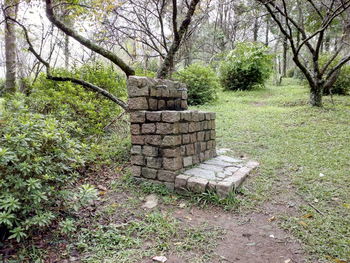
[{"xmin": 4, "ymin": 0, "xmax": 18, "ymax": 93}]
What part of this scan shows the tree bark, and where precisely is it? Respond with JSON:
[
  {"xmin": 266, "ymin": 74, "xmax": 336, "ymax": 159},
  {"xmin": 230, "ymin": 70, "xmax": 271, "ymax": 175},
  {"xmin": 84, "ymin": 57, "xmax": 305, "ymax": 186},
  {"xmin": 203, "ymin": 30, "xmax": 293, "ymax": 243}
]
[
  {"xmin": 282, "ymin": 35, "xmax": 288, "ymax": 77},
  {"xmin": 4, "ymin": 0, "xmax": 18, "ymax": 93},
  {"xmin": 310, "ymin": 86, "xmax": 323, "ymax": 107}
]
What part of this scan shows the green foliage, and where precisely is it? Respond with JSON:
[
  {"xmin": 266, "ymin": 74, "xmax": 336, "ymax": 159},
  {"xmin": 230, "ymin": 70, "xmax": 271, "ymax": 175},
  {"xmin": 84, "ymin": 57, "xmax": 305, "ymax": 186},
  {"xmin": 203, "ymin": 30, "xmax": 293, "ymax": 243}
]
[
  {"xmin": 174, "ymin": 63, "xmax": 219, "ymax": 105},
  {"xmin": 28, "ymin": 62, "xmax": 127, "ymax": 136},
  {"xmin": 0, "ymin": 95, "xmax": 97, "ymax": 241},
  {"xmin": 132, "ymin": 61, "xmax": 158, "ymax": 77},
  {"xmin": 0, "ymin": 79, "xmax": 4, "ymax": 96},
  {"xmin": 219, "ymin": 42, "xmax": 273, "ymax": 91}
]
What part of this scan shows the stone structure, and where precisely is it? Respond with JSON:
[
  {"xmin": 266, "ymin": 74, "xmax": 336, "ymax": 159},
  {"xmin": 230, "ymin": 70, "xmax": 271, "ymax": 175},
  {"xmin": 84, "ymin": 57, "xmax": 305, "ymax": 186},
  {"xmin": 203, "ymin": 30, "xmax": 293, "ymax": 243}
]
[{"xmin": 128, "ymin": 76, "xmax": 258, "ymax": 197}]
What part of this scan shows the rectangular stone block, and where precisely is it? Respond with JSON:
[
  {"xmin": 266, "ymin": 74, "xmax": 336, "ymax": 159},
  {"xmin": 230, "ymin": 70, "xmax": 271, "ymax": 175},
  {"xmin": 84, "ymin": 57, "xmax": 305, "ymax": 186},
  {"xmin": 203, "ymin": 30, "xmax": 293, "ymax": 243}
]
[
  {"xmin": 201, "ymin": 142, "xmax": 207, "ymax": 151},
  {"xmin": 189, "ymin": 122, "xmax": 200, "ymax": 133},
  {"xmin": 210, "ymin": 112, "xmax": 216, "ymax": 120},
  {"xmin": 158, "ymin": 100, "xmax": 166, "ymax": 110},
  {"xmin": 161, "ymin": 147, "xmax": 181, "ymax": 158},
  {"xmin": 183, "ymin": 156, "xmax": 193, "ymax": 167},
  {"xmin": 131, "ymin": 145, "xmax": 142, "ymax": 155},
  {"xmin": 131, "ymin": 135, "xmax": 145, "ymax": 145},
  {"xmin": 131, "ymin": 155, "xmax": 144, "ymax": 166},
  {"xmin": 161, "ymin": 87, "xmax": 170, "ymax": 97},
  {"xmin": 207, "ymin": 140, "xmax": 213, "ymax": 150},
  {"xmin": 142, "ymin": 167, "xmax": 157, "ymax": 179},
  {"xmin": 181, "ymin": 100, "xmax": 188, "ymax": 110},
  {"xmin": 149, "ymin": 98, "xmax": 158, "ymax": 110},
  {"xmin": 192, "ymin": 155, "xmax": 200, "ymax": 165},
  {"xmin": 179, "ymin": 123, "xmax": 189, "ymax": 133},
  {"xmin": 180, "ymin": 145, "xmax": 186, "ymax": 155},
  {"xmin": 199, "ymin": 152, "xmax": 205, "ymax": 162},
  {"xmin": 142, "ymin": 145, "xmax": 158, "ymax": 157},
  {"xmin": 187, "ymin": 177, "xmax": 208, "ymax": 193},
  {"xmin": 181, "ymin": 91, "xmax": 188, "ymax": 100},
  {"xmin": 128, "ymin": 85, "xmax": 149, "ymax": 97},
  {"xmin": 162, "ymin": 135, "xmax": 182, "ymax": 147},
  {"xmin": 146, "ymin": 157, "xmax": 162, "ymax": 169},
  {"xmin": 163, "ymin": 157, "xmax": 183, "ymax": 171},
  {"xmin": 205, "ymin": 113, "xmax": 211, "ymax": 120},
  {"xmin": 198, "ymin": 112, "xmax": 206, "ymax": 121},
  {"xmin": 162, "ymin": 111, "xmax": 181, "ymax": 123},
  {"xmin": 156, "ymin": 123, "xmax": 179, "ymax": 134},
  {"xmin": 197, "ymin": 131, "xmax": 205, "ymax": 142},
  {"xmin": 146, "ymin": 112, "xmax": 162, "ymax": 122},
  {"xmin": 131, "ymin": 124, "xmax": 140, "ymax": 135},
  {"xmin": 158, "ymin": 170, "xmax": 177, "ymax": 182},
  {"xmin": 150, "ymin": 86, "xmax": 163, "ymax": 97},
  {"xmin": 192, "ymin": 111, "xmax": 200, "ymax": 122},
  {"xmin": 130, "ymin": 111, "xmax": 146, "ymax": 123},
  {"xmin": 181, "ymin": 111, "xmax": 192, "ymax": 121},
  {"xmin": 211, "ymin": 120, "xmax": 216, "ymax": 129},
  {"xmin": 190, "ymin": 133, "xmax": 197, "ymax": 143},
  {"xmin": 128, "ymin": 97, "xmax": 148, "ymax": 110},
  {"xmin": 167, "ymin": 100, "xmax": 175, "ymax": 109},
  {"xmin": 185, "ymin": 144, "xmax": 195, "ymax": 155},
  {"xmin": 182, "ymin": 134, "xmax": 190, "ymax": 144},
  {"xmin": 204, "ymin": 150, "xmax": 211, "ymax": 160},
  {"xmin": 205, "ymin": 131, "xmax": 211, "ymax": 141},
  {"xmin": 211, "ymin": 130, "xmax": 216, "ymax": 140},
  {"xmin": 142, "ymin": 123, "xmax": 156, "ymax": 134},
  {"xmin": 145, "ymin": 135, "xmax": 162, "ymax": 146},
  {"xmin": 131, "ymin": 165, "xmax": 142, "ymax": 177},
  {"xmin": 175, "ymin": 174, "xmax": 191, "ymax": 190}
]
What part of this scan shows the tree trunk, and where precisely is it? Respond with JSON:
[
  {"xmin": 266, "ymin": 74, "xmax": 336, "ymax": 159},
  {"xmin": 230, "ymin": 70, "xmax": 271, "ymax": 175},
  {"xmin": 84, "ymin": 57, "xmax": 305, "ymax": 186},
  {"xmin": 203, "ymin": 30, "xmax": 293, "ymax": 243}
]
[
  {"xmin": 4, "ymin": 0, "xmax": 18, "ymax": 93},
  {"xmin": 309, "ymin": 85, "xmax": 323, "ymax": 107},
  {"xmin": 265, "ymin": 17, "xmax": 269, "ymax": 46},
  {"xmin": 64, "ymin": 34, "xmax": 70, "ymax": 69},
  {"xmin": 282, "ymin": 35, "xmax": 288, "ymax": 77},
  {"xmin": 253, "ymin": 17, "xmax": 259, "ymax": 42}
]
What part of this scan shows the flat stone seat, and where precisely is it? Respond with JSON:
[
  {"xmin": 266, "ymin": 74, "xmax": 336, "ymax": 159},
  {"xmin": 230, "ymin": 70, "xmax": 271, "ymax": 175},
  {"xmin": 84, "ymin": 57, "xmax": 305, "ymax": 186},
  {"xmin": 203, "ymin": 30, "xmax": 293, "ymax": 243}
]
[{"xmin": 175, "ymin": 155, "xmax": 259, "ymax": 198}]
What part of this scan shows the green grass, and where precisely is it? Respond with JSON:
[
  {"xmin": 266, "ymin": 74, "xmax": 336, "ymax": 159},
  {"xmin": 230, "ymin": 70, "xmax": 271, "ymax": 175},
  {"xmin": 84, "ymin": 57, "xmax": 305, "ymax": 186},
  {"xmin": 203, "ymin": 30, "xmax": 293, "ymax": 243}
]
[{"xmin": 196, "ymin": 79, "xmax": 350, "ymax": 262}]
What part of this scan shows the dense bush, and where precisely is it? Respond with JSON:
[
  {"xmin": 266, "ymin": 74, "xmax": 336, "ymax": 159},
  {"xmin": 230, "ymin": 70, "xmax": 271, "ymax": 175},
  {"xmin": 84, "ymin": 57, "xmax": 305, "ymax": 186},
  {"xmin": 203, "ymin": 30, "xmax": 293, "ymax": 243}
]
[
  {"xmin": 219, "ymin": 42, "xmax": 273, "ymax": 91},
  {"xmin": 174, "ymin": 63, "xmax": 219, "ymax": 105},
  {"xmin": 0, "ymin": 95, "xmax": 98, "ymax": 241},
  {"xmin": 28, "ymin": 63, "xmax": 127, "ymax": 136}
]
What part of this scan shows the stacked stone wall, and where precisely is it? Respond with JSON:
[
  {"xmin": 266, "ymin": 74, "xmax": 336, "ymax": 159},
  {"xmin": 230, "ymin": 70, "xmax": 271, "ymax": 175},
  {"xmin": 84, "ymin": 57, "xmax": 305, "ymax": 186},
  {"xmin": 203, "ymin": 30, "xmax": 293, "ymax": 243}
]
[{"xmin": 128, "ymin": 76, "xmax": 217, "ymax": 189}]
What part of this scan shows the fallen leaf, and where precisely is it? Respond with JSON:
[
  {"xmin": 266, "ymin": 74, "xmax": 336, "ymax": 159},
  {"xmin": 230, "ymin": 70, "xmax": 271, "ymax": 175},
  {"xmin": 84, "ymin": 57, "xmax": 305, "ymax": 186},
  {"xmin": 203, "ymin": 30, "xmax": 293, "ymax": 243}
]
[
  {"xmin": 284, "ymin": 259, "xmax": 292, "ymax": 263},
  {"xmin": 342, "ymin": 203, "xmax": 350, "ymax": 209},
  {"xmin": 99, "ymin": 191, "xmax": 106, "ymax": 196},
  {"xmin": 302, "ymin": 213, "xmax": 313, "ymax": 219},
  {"xmin": 298, "ymin": 221, "xmax": 308, "ymax": 227},
  {"xmin": 268, "ymin": 216, "xmax": 276, "ymax": 222},
  {"xmin": 97, "ymin": 185, "xmax": 107, "ymax": 191},
  {"xmin": 179, "ymin": 203, "xmax": 186, "ymax": 208}
]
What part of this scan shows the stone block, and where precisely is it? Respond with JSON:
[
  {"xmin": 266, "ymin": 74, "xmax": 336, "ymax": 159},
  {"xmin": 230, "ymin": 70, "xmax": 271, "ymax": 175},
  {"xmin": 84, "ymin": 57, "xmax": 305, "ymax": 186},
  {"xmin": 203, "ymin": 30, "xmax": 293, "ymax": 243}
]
[
  {"xmin": 216, "ymin": 181, "xmax": 234, "ymax": 198},
  {"xmin": 205, "ymin": 113, "xmax": 211, "ymax": 120},
  {"xmin": 183, "ymin": 156, "xmax": 193, "ymax": 167},
  {"xmin": 205, "ymin": 131, "xmax": 211, "ymax": 141},
  {"xmin": 145, "ymin": 135, "xmax": 162, "ymax": 146},
  {"xmin": 192, "ymin": 155, "xmax": 200, "ymax": 165},
  {"xmin": 208, "ymin": 180, "xmax": 217, "ymax": 191},
  {"xmin": 162, "ymin": 135, "xmax": 182, "ymax": 147},
  {"xmin": 167, "ymin": 100, "xmax": 175, "ymax": 109},
  {"xmin": 163, "ymin": 157, "xmax": 183, "ymax": 171},
  {"xmin": 146, "ymin": 112, "xmax": 162, "ymax": 122},
  {"xmin": 130, "ymin": 124, "xmax": 140, "ymax": 135},
  {"xmin": 146, "ymin": 157, "xmax": 162, "ymax": 169},
  {"xmin": 131, "ymin": 165, "xmax": 142, "ymax": 177},
  {"xmin": 150, "ymin": 86, "xmax": 163, "ymax": 97},
  {"xmin": 158, "ymin": 170, "xmax": 177, "ymax": 182},
  {"xmin": 142, "ymin": 123, "xmax": 156, "ymax": 134},
  {"xmin": 182, "ymin": 134, "xmax": 190, "ymax": 144},
  {"xmin": 189, "ymin": 122, "xmax": 200, "ymax": 133},
  {"xmin": 211, "ymin": 120, "xmax": 216, "ymax": 129},
  {"xmin": 181, "ymin": 100, "xmax": 188, "ymax": 110},
  {"xmin": 192, "ymin": 111, "xmax": 200, "ymax": 122},
  {"xmin": 181, "ymin": 111, "xmax": 192, "ymax": 121},
  {"xmin": 131, "ymin": 145, "xmax": 142, "ymax": 155},
  {"xmin": 131, "ymin": 135, "xmax": 145, "ymax": 145},
  {"xmin": 204, "ymin": 150, "xmax": 211, "ymax": 160},
  {"xmin": 157, "ymin": 123, "xmax": 179, "ymax": 134},
  {"xmin": 161, "ymin": 87, "xmax": 170, "ymax": 97},
  {"xmin": 246, "ymin": 161, "xmax": 260, "ymax": 169},
  {"xmin": 210, "ymin": 112, "xmax": 216, "ymax": 120},
  {"xmin": 142, "ymin": 167, "xmax": 157, "ymax": 179},
  {"xmin": 207, "ymin": 140, "xmax": 213, "ymax": 150},
  {"xmin": 211, "ymin": 130, "xmax": 216, "ymax": 140},
  {"xmin": 158, "ymin": 100, "xmax": 166, "ymax": 110},
  {"xmin": 181, "ymin": 91, "xmax": 188, "ymax": 100},
  {"xmin": 130, "ymin": 111, "xmax": 146, "ymax": 123},
  {"xmin": 162, "ymin": 111, "xmax": 181, "ymax": 123},
  {"xmin": 197, "ymin": 131, "xmax": 205, "ymax": 142},
  {"xmin": 149, "ymin": 98, "xmax": 158, "ymax": 110},
  {"xmin": 128, "ymin": 86, "xmax": 149, "ymax": 98},
  {"xmin": 185, "ymin": 144, "xmax": 195, "ymax": 155},
  {"xmin": 142, "ymin": 146, "xmax": 158, "ymax": 157},
  {"xmin": 201, "ymin": 142, "xmax": 207, "ymax": 151},
  {"xmin": 198, "ymin": 112, "xmax": 206, "ymax": 121},
  {"xmin": 128, "ymin": 97, "xmax": 148, "ymax": 110},
  {"xmin": 162, "ymin": 147, "xmax": 181, "ymax": 158},
  {"xmin": 190, "ymin": 133, "xmax": 197, "ymax": 143},
  {"xmin": 131, "ymin": 155, "xmax": 144, "ymax": 166},
  {"xmin": 180, "ymin": 145, "xmax": 186, "ymax": 155},
  {"xmin": 179, "ymin": 123, "xmax": 189, "ymax": 133},
  {"xmin": 175, "ymin": 174, "xmax": 191, "ymax": 190},
  {"xmin": 199, "ymin": 152, "xmax": 205, "ymax": 162},
  {"xmin": 187, "ymin": 177, "xmax": 208, "ymax": 193}
]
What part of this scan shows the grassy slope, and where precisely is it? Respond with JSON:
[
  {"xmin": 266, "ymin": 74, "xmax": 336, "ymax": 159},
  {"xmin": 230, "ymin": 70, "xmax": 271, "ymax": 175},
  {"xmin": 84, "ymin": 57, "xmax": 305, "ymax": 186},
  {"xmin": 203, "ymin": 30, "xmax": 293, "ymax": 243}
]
[{"xmin": 196, "ymin": 79, "xmax": 350, "ymax": 261}]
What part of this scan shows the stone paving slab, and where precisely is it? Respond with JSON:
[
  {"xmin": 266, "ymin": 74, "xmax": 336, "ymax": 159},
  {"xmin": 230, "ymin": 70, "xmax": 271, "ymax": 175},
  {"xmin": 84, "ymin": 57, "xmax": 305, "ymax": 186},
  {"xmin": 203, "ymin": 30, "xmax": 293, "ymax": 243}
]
[{"xmin": 175, "ymin": 155, "xmax": 259, "ymax": 198}]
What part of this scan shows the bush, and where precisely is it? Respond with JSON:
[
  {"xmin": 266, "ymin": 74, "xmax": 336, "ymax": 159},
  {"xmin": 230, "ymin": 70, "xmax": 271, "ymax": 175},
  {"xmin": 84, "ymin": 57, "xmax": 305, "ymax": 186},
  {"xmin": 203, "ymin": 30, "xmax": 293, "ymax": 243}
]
[
  {"xmin": 174, "ymin": 63, "xmax": 219, "ymax": 105},
  {"xmin": 219, "ymin": 42, "xmax": 273, "ymax": 91},
  {"xmin": 28, "ymin": 62, "xmax": 127, "ymax": 136},
  {"xmin": 0, "ymin": 95, "xmax": 97, "ymax": 241},
  {"xmin": 327, "ymin": 65, "xmax": 350, "ymax": 95}
]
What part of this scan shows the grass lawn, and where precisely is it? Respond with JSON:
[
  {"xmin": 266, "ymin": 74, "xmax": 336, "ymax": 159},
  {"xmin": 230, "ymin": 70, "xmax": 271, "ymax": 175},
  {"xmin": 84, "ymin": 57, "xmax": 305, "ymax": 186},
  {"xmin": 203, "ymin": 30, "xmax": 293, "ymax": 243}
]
[{"xmin": 196, "ymin": 79, "xmax": 350, "ymax": 261}]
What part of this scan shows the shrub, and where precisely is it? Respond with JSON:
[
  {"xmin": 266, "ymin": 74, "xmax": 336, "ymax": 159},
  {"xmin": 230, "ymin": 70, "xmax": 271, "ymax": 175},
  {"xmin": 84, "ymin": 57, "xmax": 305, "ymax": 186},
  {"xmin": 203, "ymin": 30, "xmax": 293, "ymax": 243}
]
[
  {"xmin": 327, "ymin": 65, "xmax": 350, "ymax": 95},
  {"xmin": 28, "ymin": 62, "xmax": 127, "ymax": 136},
  {"xmin": 174, "ymin": 63, "xmax": 219, "ymax": 105},
  {"xmin": 219, "ymin": 42, "xmax": 273, "ymax": 91},
  {"xmin": 0, "ymin": 95, "xmax": 97, "ymax": 241}
]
